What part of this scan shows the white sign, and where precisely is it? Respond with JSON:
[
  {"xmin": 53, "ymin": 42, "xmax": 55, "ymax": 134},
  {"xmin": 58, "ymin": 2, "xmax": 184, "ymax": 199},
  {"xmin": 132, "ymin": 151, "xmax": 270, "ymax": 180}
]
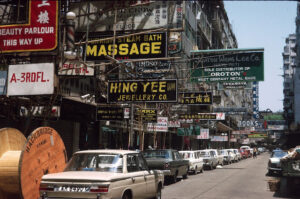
[
  {"xmin": 124, "ymin": 108, "xmax": 130, "ymax": 119},
  {"xmin": 210, "ymin": 136, "xmax": 228, "ymax": 142},
  {"xmin": 20, "ymin": 106, "xmax": 60, "ymax": 117},
  {"xmin": 168, "ymin": 120, "xmax": 180, "ymax": 128},
  {"xmin": 238, "ymin": 120, "xmax": 259, "ymax": 128},
  {"xmin": 58, "ymin": 61, "xmax": 94, "ymax": 76},
  {"xmin": 7, "ymin": 63, "xmax": 54, "ymax": 96},
  {"xmin": 147, "ymin": 117, "xmax": 168, "ymax": 132},
  {"xmin": 197, "ymin": 129, "xmax": 209, "ymax": 139}
]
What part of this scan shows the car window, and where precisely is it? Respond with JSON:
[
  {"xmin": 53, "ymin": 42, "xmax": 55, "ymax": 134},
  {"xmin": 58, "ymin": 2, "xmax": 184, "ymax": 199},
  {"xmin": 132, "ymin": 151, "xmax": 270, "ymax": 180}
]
[
  {"xmin": 174, "ymin": 152, "xmax": 182, "ymax": 160},
  {"xmin": 127, "ymin": 154, "xmax": 139, "ymax": 172},
  {"xmin": 143, "ymin": 150, "xmax": 171, "ymax": 159},
  {"xmin": 64, "ymin": 153, "xmax": 123, "ymax": 173},
  {"xmin": 138, "ymin": 154, "xmax": 148, "ymax": 171},
  {"xmin": 210, "ymin": 151, "xmax": 215, "ymax": 156}
]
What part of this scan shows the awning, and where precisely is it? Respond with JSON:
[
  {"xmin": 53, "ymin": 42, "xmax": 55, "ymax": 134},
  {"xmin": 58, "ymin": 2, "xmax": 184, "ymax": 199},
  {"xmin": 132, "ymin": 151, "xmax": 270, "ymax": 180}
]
[{"xmin": 217, "ymin": 122, "xmax": 233, "ymax": 131}]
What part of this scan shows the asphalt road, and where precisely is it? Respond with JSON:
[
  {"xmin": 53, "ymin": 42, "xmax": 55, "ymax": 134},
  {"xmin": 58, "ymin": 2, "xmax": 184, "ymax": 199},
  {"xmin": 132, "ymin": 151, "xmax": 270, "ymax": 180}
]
[{"xmin": 162, "ymin": 153, "xmax": 280, "ymax": 199}]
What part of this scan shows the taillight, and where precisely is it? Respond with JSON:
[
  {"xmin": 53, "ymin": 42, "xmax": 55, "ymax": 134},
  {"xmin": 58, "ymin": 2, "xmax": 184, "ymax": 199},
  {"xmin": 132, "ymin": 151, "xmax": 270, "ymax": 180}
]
[
  {"xmin": 39, "ymin": 184, "xmax": 54, "ymax": 191},
  {"xmin": 90, "ymin": 185, "xmax": 109, "ymax": 193},
  {"xmin": 164, "ymin": 163, "xmax": 169, "ymax": 169}
]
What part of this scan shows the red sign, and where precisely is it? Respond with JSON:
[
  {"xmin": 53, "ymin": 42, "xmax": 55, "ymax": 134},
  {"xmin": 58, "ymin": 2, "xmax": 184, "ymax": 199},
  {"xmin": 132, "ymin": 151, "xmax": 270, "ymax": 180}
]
[{"xmin": 0, "ymin": 0, "xmax": 58, "ymax": 53}]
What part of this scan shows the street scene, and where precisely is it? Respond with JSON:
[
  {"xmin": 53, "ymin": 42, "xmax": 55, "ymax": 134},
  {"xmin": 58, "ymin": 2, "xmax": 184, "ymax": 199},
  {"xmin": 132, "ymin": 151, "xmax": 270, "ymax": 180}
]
[{"xmin": 0, "ymin": 0, "xmax": 300, "ymax": 199}]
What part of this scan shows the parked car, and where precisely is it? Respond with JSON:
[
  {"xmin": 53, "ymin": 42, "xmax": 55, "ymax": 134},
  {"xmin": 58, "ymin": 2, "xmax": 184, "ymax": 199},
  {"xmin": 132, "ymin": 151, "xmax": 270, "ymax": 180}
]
[
  {"xmin": 211, "ymin": 149, "xmax": 224, "ymax": 166},
  {"xmin": 39, "ymin": 150, "xmax": 164, "ymax": 199},
  {"xmin": 240, "ymin": 146, "xmax": 253, "ymax": 157},
  {"xmin": 239, "ymin": 148, "xmax": 250, "ymax": 159},
  {"xmin": 179, "ymin": 150, "xmax": 204, "ymax": 174},
  {"xmin": 233, "ymin": 149, "xmax": 242, "ymax": 161},
  {"xmin": 226, "ymin": 149, "xmax": 238, "ymax": 162},
  {"xmin": 143, "ymin": 149, "xmax": 189, "ymax": 183},
  {"xmin": 268, "ymin": 149, "xmax": 288, "ymax": 175},
  {"xmin": 219, "ymin": 149, "xmax": 233, "ymax": 164},
  {"xmin": 198, "ymin": 150, "xmax": 218, "ymax": 170}
]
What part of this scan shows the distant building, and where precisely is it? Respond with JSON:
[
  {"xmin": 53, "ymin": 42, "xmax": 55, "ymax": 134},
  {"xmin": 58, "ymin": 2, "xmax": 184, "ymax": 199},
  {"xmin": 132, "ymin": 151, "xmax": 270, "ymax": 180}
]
[
  {"xmin": 282, "ymin": 34, "xmax": 296, "ymax": 128},
  {"xmin": 295, "ymin": 3, "xmax": 300, "ymax": 127}
]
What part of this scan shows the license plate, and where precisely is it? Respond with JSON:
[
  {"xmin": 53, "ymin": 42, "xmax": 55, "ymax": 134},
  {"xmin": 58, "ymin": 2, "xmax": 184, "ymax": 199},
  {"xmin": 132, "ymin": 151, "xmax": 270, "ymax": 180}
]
[{"xmin": 54, "ymin": 185, "xmax": 90, "ymax": 192}]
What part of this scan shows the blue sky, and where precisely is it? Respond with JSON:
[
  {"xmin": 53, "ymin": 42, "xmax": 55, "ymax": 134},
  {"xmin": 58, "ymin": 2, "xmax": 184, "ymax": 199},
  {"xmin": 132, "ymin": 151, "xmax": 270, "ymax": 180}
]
[{"xmin": 224, "ymin": 1, "xmax": 297, "ymax": 112}]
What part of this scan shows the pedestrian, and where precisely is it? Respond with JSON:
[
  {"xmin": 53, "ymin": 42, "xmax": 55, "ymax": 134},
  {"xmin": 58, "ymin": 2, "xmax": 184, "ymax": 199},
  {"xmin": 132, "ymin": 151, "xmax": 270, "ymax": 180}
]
[{"xmin": 253, "ymin": 147, "xmax": 257, "ymax": 158}]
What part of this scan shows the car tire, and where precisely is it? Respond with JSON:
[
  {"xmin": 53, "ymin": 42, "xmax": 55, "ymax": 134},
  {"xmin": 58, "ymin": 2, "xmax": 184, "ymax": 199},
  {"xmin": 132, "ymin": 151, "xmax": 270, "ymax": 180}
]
[
  {"xmin": 200, "ymin": 168, "xmax": 204, "ymax": 173},
  {"xmin": 122, "ymin": 191, "xmax": 132, "ymax": 199},
  {"xmin": 153, "ymin": 185, "xmax": 162, "ymax": 199},
  {"xmin": 194, "ymin": 166, "xmax": 198, "ymax": 175}
]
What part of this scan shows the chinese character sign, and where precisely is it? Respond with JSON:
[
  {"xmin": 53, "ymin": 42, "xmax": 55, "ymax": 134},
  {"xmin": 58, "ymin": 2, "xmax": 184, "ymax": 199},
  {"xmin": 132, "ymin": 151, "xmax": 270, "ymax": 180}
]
[{"xmin": 0, "ymin": 0, "xmax": 58, "ymax": 53}]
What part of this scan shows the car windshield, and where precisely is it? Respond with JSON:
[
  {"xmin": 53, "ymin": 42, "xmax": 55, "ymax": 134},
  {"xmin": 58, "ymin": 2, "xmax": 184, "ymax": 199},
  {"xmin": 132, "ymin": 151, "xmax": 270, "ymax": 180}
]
[
  {"xmin": 143, "ymin": 150, "xmax": 171, "ymax": 159},
  {"xmin": 220, "ymin": 150, "xmax": 227, "ymax": 155},
  {"xmin": 64, "ymin": 153, "xmax": 123, "ymax": 173},
  {"xmin": 180, "ymin": 152, "xmax": 192, "ymax": 159},
  {"xmin": 272, "ymin": 151, "xmax": 288, "ymax": 158}
]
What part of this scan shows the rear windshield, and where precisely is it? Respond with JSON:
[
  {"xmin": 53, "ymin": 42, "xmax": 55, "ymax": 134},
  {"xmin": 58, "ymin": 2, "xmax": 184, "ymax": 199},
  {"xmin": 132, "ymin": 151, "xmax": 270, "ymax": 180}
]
[
  {"xmin": 64, "ymin": 153, "xmax": 123, "ymax": 173},
  {"xmin": 200, "ymin": 151, "xmax": 210, "ymax": 157},
  {"xmin": 143, "ymin": 150, "xmax": 171, "ymax": 159}
]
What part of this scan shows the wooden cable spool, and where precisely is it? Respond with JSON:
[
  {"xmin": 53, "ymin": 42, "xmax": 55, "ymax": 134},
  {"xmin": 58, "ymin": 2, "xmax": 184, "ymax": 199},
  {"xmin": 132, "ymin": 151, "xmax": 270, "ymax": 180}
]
[{"xmin": 0, "ymin": 127, "xmax": 67, "ymax": 199}]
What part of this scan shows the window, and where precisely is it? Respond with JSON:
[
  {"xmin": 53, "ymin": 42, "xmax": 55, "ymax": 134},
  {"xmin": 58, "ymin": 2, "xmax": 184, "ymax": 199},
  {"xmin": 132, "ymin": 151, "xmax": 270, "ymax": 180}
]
[
  {"xmin": 127, "ymin": 154, "xmax": 139, "ymax": 172},
  {"xmin": 174, "ymin": 152, "xmax": 182, "ymax": 160},
  {"xmin": 137, "ymin": 154, "xmax": 148, "ymax": 171}
]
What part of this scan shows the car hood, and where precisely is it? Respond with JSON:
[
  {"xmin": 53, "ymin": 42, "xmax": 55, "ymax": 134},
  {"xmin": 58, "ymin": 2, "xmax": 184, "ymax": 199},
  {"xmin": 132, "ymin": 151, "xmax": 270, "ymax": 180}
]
[
  {"xmin": 41, "ymin": 171, "xmax": 127, "ymax": 182},
  {"xmin": 270, "ymin": 158, "xmax": 280, "ymax": 164}
]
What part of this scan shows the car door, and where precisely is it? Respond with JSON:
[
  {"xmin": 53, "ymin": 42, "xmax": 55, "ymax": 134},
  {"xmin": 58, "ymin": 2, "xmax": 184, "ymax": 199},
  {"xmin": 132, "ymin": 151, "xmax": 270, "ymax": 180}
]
[
  {"xmin": 210, "ymin": 151, "xmax": 217, "ymax": 167},
  {"xmin": 137, "ymin": 153, "xmax": 156, "ymax": 198},
  {"xmin": 126, "ymin": 154, "xmax": 147, "ymax": 199},
  {"xmin": 174, "ymin": 151, "xmax": 186, "ymax": 176}
]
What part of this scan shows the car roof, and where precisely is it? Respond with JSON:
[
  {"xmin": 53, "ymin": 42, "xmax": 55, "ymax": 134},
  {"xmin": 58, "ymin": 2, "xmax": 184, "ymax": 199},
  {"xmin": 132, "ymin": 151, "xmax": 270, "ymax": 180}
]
[
  {"xmin": 74, "ymin": 149, "xmax": 138, "ymax": 155},
  {"xmin": 179, "ymin": 151, "xmax": 194, "ymax": 153}
]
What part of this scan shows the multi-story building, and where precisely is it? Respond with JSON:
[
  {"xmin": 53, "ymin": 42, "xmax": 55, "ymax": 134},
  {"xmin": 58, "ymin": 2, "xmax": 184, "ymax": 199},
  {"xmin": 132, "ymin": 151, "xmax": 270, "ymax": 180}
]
[
  {"xmin": 0, "ymin": 0, "xmax": 254, "ymax": 155},
  {"xmin": 282, "ymin": 34, "xmax": 296, "ymax": 127},
  {"xmin": 295, "ymin": 3, "xmax": 300, "ymax": 127}
]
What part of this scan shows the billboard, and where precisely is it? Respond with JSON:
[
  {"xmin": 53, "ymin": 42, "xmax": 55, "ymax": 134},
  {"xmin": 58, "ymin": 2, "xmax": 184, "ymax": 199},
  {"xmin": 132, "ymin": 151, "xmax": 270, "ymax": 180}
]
[
  {"xmin": 191, "ymin": 51, "xmax": 264, "ymax": 83},
  {"xmin": 107, "ymin": 79, "xmax": 177, "ymax": 103},
  {"xmin": 7, "ymin": 63, "xmax": 54, "ymax": 96},
  {"xmin": 0, "ymin": 0, "xmax": 58, "ymax": 53},
  {"xmin": 196, "ymin": 129, "xmax": 210, "ymax": 139},
  {"xmin": 0, "ymin": 71, "xmax": 7, "ymax": 95},
  {"xmin": 70, "ymin": 1, "xmax": 183, "ymax": 32},
  {"xmin": 179, "ymin": 92, "xmax": 212, "ymax": 105},
  {"xmin": 85, "ymin": 32, "xmax": 167, "ymax": 61}
]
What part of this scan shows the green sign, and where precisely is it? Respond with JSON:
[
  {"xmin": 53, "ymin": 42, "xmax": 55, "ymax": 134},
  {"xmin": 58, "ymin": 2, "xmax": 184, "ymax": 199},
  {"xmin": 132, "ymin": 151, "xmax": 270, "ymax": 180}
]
[
  {"xmin": 191, "ymin": 51, "xmax": 264, "ymax": 82},
  {"xmin": 248, "ymin": 133, "xmax": 268, "ymax": 138},
  {"xmin": 177, "ymin": 126, "xmax": 200, "ymax": 136}
]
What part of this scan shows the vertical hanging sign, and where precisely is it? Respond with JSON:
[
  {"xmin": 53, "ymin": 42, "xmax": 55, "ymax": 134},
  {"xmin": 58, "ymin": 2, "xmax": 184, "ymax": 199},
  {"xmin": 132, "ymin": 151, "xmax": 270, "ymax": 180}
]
[{"xmin": 0, "ymin": 0, "xmax": 58, "ymax": 53}]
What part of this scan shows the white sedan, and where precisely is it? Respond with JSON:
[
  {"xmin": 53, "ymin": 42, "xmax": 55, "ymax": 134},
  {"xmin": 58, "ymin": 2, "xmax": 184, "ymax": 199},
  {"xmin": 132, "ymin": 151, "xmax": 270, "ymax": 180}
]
[{"xmin": 39, "ymin": 150, "xmax": 164, "ymax": 199}]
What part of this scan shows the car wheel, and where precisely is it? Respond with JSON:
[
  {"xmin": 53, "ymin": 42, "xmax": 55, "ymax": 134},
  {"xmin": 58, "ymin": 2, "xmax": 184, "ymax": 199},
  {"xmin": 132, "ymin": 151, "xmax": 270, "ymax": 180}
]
[
  {"xmin": 194, "ymin": 166, "xmax": 198, "ymax": 175},
  {"xmin": 200, "ymin": 168, "xmax": 204, "ymax": 173},
  {"xmin": 122, "ymin": 191, "xmax": 132, "ymax": 199},
  {"xmin": 153, "ymin": 185, "xmax": 162, "ymax": 199}
]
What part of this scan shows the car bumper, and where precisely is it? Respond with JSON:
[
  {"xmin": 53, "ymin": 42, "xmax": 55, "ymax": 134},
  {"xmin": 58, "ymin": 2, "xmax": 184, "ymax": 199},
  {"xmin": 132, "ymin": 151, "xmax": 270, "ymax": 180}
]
[
  {"xmin": 268, "ymin": 167, "xmax": 282, "ymax": 171},
  {"xmin": 162, "ymin": 170, "xmax": 171, "ymax": 176}
]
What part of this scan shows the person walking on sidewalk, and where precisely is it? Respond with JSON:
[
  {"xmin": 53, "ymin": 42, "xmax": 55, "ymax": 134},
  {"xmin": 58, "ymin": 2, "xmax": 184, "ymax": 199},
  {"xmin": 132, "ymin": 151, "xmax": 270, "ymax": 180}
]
[{"xmin": 253, "ymin": 147, "xmax": 257, "ymax": 158}]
